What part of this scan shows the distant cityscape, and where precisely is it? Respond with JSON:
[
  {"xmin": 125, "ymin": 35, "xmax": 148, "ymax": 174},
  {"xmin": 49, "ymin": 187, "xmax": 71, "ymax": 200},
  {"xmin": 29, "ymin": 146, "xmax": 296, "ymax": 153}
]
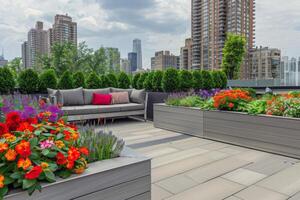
[{"xmin": 0, "ymin": 0, "xmax": 299, "ymax": 86}]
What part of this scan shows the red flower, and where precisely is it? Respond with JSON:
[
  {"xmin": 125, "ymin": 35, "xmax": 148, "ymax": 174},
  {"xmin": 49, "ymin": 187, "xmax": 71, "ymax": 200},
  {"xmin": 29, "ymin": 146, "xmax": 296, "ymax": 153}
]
[
  {"xmin": 228, "ymin": 103, "xmax": 234, "ymax": 108},
  {"xmin": 25, "ymin": 166, "xmax": 42, "ymax": 180},
  {"xmin": 68, "ymin": 147, "xmax": 80, "ymax": 161},
  {"xmin": 26, "ymin": 117, "xmax": 38, "ymax": 125},
  {"xmin": 6, "ymin": 112, "xmax": 21, "ymax": 131},
  {"xmin": 0, "ymin": 123, "xmax": 8, "ymax": 136},
  {"xmin": 15, "ymin": 140, "xmax": 31, "ymax": 158},
  {"xmin": 16, "ymin": 122, "xmax": 35, "ymax": 132},
  {"xmin": 66, "ymin": 159, "xmax": 74, "ymax": 169},
  {"xmin": 63, "ymin": 130, "xmax": 72, "ymax": 141},
  {"xmin": 79, "ymin": 147, "xmax": 89, "ymax": 156},
  {"xmin": 56, "ymin": 152, "xmax": 67, "ymax": 165}
]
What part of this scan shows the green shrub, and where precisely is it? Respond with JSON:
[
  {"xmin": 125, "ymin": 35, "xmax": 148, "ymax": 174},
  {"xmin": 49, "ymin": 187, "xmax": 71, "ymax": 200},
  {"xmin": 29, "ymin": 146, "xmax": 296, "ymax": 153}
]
[
  {"xmin": 19, "ymin": 69, "xmax": 39, "ymax": 94},
  {"xmin": 192, "ymin": 70, "xmax": 203, "ymax": 90},
  {"xmin": 246, "ymin": 100, "xmax": 267, "ymax": 115},
  {"xmin": 100, "ymin": 74, "xmax": 110, "ymax": 88},
  {"xmin": 143, "ymin": 72, "xmax": 154, "ymax": 91},
  {"xmin": 132, "ymin": 73, "xmax": 140, "ymax": 89},
  {"xmin": 118, "ymin": 72, "xmax": 130, "ymax": 89},
  {"xmin": 58, "ymin": 71, "xmax": 74, "ymax": 89},
  {"xmin": 0, "ymin": 67, "xmax": 15, "ymax": 94},
  {"xmin": 137, "ymin": 73, "xmax": 148, "ymax": 89},
  {"xmin": 106, "ymin": 73, "xmax": 118, "ymax": 88},
  {"xmin": 162, "ymin": 68, "xmax": 179, "ymax": 92},
  {"xmin": 179, "ymin": 70, "xmax": 193, "ymax": 91},
  {"xmin": 211, "ymin": 71, "xmax": 223, "ymax": 89},
  {"xmin": 201, "ymin": 70, "xmax": 213, "ymax": 90},
  {"xmin": 152, "ymin": 70, "xmax": 164, "ymax": 92},
  {"xmin": 39, "ymin": 69, "xmax": 57, "ymax": 92},
  {"xmin": 86, "ymin": 72, "xmax": 102, "ymax": 89},
  {"xmin": 219, "ymin": 71, "xmax": 228, "ymax": 89},
  {"xmin": 73, "ymin": 71, "xmax": 86, "ymax": 88}
]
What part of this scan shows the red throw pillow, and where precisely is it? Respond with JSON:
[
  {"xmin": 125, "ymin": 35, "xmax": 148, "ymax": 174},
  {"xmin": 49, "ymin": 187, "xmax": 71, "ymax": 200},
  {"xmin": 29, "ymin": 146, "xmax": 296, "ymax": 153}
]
[{"xmin": 92, "ymin": 93, "xmax": 112, "ymax": 105}]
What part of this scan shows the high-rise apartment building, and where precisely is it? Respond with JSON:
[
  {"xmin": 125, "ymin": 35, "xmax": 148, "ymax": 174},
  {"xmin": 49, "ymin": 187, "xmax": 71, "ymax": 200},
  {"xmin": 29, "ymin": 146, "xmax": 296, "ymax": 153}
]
[
  {"xmin": 151, "ymin": 51, "xmax": 179, "ymax": 70},
  {"xmin": 133, "ymin": 39, "xmax": 143, "ymax": 70},
  {"xmin": 180, "ymin": 38, "xmax": 193, "ymax": 70},
  {"xmin": 192, "ymin": 0, "xmax": 255, "ymax": 79},
  {"xmin": 250, "ymin": 46, "xmax": 281, "ymax": 80},
  {"xmin": 128, "ymin": 52, "xmax": 138, "ymax": 73},
  {"xmin": 22, "ymin": 21, "xmax": 49, "ymax": 68},
  {"xmin": 48, "ymin": 14, "xmax": 77, "ymax": 48}
]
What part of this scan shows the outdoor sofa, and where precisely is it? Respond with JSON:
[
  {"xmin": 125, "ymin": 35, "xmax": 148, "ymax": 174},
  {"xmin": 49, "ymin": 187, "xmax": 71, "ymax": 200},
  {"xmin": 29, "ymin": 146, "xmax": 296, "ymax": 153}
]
[{"xmin": 47, "ymin": 87, "xmax": 147, "ymax": 121}]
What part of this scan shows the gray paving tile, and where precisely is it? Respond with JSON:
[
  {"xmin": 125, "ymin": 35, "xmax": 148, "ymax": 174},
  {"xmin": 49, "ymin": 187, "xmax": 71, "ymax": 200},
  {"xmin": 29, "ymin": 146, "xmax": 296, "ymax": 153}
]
[
  {"xmin": 224, "ymin": 196, "xmax": 242, "ymax": 200},
  {"xmin": 152, "ymin": 184, "xmax": 173, "ymax": 200},
  {"xmin": 289, "ymin": 192, "xmax": 300, "ymax": 200},
  {"xmin": 129, "ymin": 135, "xmax": 188, "ymax": 149},
  {"xmin": 222, "ymin": 168, "xmax": 267, "ymax": 186},
  {"xmin": 235, "ymin": 185, "xmax": 288, "ymax": 200}
]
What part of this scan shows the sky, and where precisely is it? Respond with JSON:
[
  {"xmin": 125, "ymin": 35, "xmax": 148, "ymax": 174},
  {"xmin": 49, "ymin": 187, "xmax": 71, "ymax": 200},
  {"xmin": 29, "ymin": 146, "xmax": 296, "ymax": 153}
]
[{"xmin": 0, "ymin": 0, "xmax": 300, "ymax": 67}]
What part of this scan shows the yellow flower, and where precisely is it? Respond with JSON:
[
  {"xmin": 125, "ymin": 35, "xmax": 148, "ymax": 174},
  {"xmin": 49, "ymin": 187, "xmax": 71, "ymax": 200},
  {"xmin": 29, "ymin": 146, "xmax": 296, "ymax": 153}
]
[
  {"xmin": 3, "ymin": 133, "xmax": 16, "ymax": 143},
  {"xmin": 55, "ymin": 140, "xmax": 65, "ymax": 149},
  {"xmin": 41, "ymin": 162, "xmax": 49, "ymax": 169}
]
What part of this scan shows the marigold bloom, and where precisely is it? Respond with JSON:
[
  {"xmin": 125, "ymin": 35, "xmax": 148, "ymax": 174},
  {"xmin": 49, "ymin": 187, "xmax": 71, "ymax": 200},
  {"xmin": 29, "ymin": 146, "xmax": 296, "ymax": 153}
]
[
  {"xmin": 55, "ymin": 140, "xmax": 65, "ymax": 149},
  {"xmin": 41, "ymin": 162, "xmax": 49, "ymax": 169},
  {"xmin": 5, "ymin": 149, "xmax": 17, "ymax": 161},
  {"xmin": 3, "ymin": 133, "xmax": 16, "ymax": 143},
  {"xmin": 0, "ymin": 142, "xmax": 8, "ymax": 153},
  {"xmin": 17, "ymin": 157, "xmax": 32, "ymax": 170},
  {"xmin": 15, "ymin": 140, "xmax": 31, "ymax": 157},
  {"xmin": 68, "ymin": 147, "xmax": 80, "ymax": 161},
  {"xmin": 0, "ymin": 175, "xmax": 4, "ymax": 188},
  {"xmin": 25, "ymin": 166, "xmax": 42, "ymax": 180}
]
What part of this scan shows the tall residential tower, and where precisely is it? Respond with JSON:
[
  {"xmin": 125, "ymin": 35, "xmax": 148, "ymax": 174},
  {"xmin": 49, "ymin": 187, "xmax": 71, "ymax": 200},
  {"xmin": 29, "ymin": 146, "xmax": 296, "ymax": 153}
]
[
  {"xmin": 133, "ymin": 39, "xmax": 143, "ymax": 70},
  {"xmin": 192, "ymin": 0, "xmax": 255, "ymax": 79}
]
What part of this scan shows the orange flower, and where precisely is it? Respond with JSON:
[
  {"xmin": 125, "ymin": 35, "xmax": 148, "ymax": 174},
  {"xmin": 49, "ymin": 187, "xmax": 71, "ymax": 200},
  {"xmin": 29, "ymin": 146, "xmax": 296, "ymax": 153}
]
[
  {"xmin": 68, "ymin": 147, "xmax": 80, "ymax": 161},
  {"xmin": 0, "ymin": 175, "xmax": 4, "ymax": 188},
  {"xmin": 17, "ymin": 157, "xmax": 32, "ymax": 170},
  {"xmin": 0, "ymin": 142, "xmax": 8, "ymax": 153},
  {"xmin": 41, "ymin": 162, "xmax": 49, "ymax": 169},
  {"xmin": 74, "ymin": 166, "xmax": 85, "ymax": 174},
  {"xmin": 66, "ymin": 159, "xmax": 74, "ymax": 169},
  {"xmin": 79, "ymin": 147, "xmax": 89, "ymax": 156},
  {"xmin": 55, "ymin": 140, "xmax": 65, "ymax": 149},
  {"xmin": 15, "ymin": 140, "xmax": 31, "ymax": 158},
  {"xmin": 5, "ymin": 149, "xmax": 17, "ymax": 161},
  {"xmin": 2, "ymin": 133, "xmax": 16, "ymax": 143}
]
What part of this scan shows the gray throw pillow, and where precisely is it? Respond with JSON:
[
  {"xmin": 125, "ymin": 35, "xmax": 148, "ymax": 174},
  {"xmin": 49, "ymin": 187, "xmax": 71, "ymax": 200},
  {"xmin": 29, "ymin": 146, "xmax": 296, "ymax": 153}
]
[
  {"xmin": 83, "ymin": 88, "xmax": 111, "ymax": 105},
  {"xmin": 130, "ymin": 89, "xmax": 146, "ymax": 104},
  {"xmin": 111, "ymin": 88, "xmax": 133, "ymax": 96},
  {"xmin": 58, "ymin": 87, "xmax": 84, "ymax": 106}
]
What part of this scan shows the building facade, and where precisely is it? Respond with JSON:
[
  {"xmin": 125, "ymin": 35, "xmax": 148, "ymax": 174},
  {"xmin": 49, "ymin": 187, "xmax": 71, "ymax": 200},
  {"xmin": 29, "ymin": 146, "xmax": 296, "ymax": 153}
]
[
  {"xmin": 128, "ymin": 52, "xmax": 138, "ymax": 73},
  {"xmin": 121, "ymin": 58, "xmax": 130, "ymax": 74},
  {"xmin": 151, "ymin": 51, "xmax": 179, "ymax": 70},
  {"xmin": 48, "ymin": 14, "xmax": 77, "ymax": 48},
  {"xmin": 250, "ymin": 47, "xmax": 281, "ymax": 80},
  {"xmin": 192, "ymin": 0, "xmax": 255, "ymax": 79},
  {"xmin": 133, "ymin": 39, "xmax": 143, "ymax": 70},
  {"xmin": 21, "ymin": 42, "xmax": 29, "ymax": 68},
  {"xmin": 180, "ymin": 38, "xmax": 193, "ymax": 70},
  {"xmin": 280, "ymin": 56, "xmax": 300, "ymax": 86}
]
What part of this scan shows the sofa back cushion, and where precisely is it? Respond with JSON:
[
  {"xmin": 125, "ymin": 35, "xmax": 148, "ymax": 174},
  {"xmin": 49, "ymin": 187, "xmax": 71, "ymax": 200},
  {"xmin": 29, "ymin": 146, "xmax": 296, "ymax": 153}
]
[
  {"xmin": 110, "ymin": 92, "xmax": 130, "ymax": 104},
  {"xmin": 92, "ymin": 93, "xmax": 112, "ymax": 105},
  {"xmin": 130, "ymin": 89, "xmax": 146, "ymax": 104},
  {"xmin": 111, "ymin": 88, "xmax": 133, "ymax": 96},
  {"xmin": 58, "ymin": 87, "xmax": 84, "ymax": 106},
  {"xmin": 83, "ymin": 88, "xmax": 110, "ymax": 104}
]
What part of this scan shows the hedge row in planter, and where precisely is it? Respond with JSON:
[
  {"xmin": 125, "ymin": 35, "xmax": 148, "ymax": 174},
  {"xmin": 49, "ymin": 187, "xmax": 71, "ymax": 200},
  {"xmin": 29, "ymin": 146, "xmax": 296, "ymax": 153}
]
[
  {"xmin": 0, "ymin": 68, "xmax": 131, "ymax": 94},
  {"xmin": 133, "ymin": 68, "xmax": 227, "ymax": 93}
]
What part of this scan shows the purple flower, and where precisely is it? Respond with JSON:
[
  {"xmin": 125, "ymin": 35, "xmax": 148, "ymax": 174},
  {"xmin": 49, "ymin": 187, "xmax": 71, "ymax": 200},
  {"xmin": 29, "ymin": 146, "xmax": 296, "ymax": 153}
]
[{"xmin": 40, "ymin": 140, "xmax": 54, "ymax": 149}]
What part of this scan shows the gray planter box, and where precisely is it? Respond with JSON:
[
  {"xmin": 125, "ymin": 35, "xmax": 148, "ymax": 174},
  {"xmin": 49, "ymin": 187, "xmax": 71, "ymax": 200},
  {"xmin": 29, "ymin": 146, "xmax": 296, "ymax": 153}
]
[
  {"xmin": 154, "ymin": 104, "xmax": 300, "ymax": 158},
  {"xmin": 5, "ymin": 148, "xmax": 151, "ymax": 200},
  {"xmin": 153, "ymin": 104, "xmax": 204, "ymax": 137},
  {"xmin": 146, "ymin": 92, "xmax": 169, "ymax": 120}
]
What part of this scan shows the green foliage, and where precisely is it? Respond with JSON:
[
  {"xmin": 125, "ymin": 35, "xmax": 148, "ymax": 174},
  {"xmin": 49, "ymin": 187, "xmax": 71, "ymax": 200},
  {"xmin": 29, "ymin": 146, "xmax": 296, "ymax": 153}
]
[
  {"xmin": 73, "ymin": 71, "xmax": 86, "ymax": 88},
  {"xmin": 144, "ymin": 72, "xmax": 154, "ymax": 91},
  {"xmin": 90, "ymin": 47, "xmax": 107, "ymax": 74},
  {"xmin": 86, "ymin": 72, "xmax": 102, "ymax": 89},
  {"xmin": 192, "ymin": 70, "xmax": 203, "ymax": 90},
  {"xmin": 222, "ymin": 33, "xmax": 247, "ymax": 79},
  {"xmin": 152, "ymin": 70, "xmax": 164, "ymax": 92},
  {"xmin": 219, "ymin": 70, "xmax": 228, "ymax": 89},
  {"xmin": 117, "ymin": 72, "xmax": 130, "ymax": 89},
  {"xmin": 39, "ymin": 69, "xmax": 58, "ymax": 92},
  {"xmin": 4, "ymin": 57, "xmax": 22, "ymax": 76},
  {"xmin": 132, "ymin": 73, "xmax": 141, "ymax": 89},
  {"xmin": 201, "ymin": 70, "xmax": 213, "ymax": 90},
  {"xmin": 79, "ymin": 127, "xmax": 125, "ymax": 162},
  {"xmin": 0, "ymin": 67, "xmax": 15, "ymax": 94},
  {"xmin": 19, "ymin": 69, "xmax": 39, "ymax": 94},
  {"xmin": 179, "ymin": 70, "xmax": 193, "ymax": 91},
  {"xmin": 106, "ymin": 73, "xmax": 118, "ymax": 87},
  {"xmin": 284, "ymin": 98, "xmax": 300, "ymax": 118},
  {"xmin": 246, "ymin": 100, "xmax": 267, "ymax": 115},
  {"xmin": 137, "ymin": 73, "xmax": 148, "ymax": 89},
  {"xmin": 100, "ymin": 74, "xmax": 110, "ymax": 88},
  {"xmin": 162, "ymin": 68, "xmax": 179, "ymax": 92},
  {"xmin": 58, "ymin": 71, "xmax": 74, "ymax": 89},
  {"xmin": 211, "ymin": 71, "xmax": 223, "ymax": 89}
]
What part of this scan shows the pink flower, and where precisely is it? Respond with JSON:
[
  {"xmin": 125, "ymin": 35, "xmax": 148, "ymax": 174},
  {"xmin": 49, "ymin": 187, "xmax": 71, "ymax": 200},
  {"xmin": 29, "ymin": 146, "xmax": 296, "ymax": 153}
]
[{"xmin": 40, "ymin": 140, "xmax": 54, "ymax": 149}]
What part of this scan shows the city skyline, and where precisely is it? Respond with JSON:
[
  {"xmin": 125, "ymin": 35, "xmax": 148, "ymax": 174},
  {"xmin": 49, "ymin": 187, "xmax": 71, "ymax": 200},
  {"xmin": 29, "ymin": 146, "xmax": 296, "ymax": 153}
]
[{"xmin": 0, "ymin": 0, "xmax": 300, "ymax": 68}]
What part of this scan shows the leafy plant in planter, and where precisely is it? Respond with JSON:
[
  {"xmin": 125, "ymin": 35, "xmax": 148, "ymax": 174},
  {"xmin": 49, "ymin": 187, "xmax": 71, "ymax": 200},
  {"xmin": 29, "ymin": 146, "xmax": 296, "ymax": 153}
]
[
  {"xmin": 246, "ymin": 99, "xmax": 267, "ymax": 115},
  {"xmin": 0, "ymin": 67, "xmax": 15, "ymax": 94},
  {"xmin": 152, "ymin": 70, "xmax": 164, "ymax": 92},
  {"xmin": 19, "ymin": 69, "xmax": 39, "ymax": 94},
  {"xmin": 193, "ymin": 70, "xmax": 203, "ymax": 91},
  {"xmin": 137, "ymin": 73, "xmax": 148, "ymax": 89},
  {"xmin": 106, "ymin": 73, "xmax": 118, "ymax": 88},
  {"xmin": 86, "ymin": 72, "xmax": 102, "ymax": 89},
  {"xmin": 179, "ymin": 70, "xmax": 193, "ymax": 91},
  {"xmin": 73, "ymin": 71, "xmax": 86, "ymax": 88},
  {"xmin": 132, "ymin": 73, "xmax": 141, "ymax": 89},
  {"xmin": 284, "ymin": 98, "xmax": 300, "ymax": 118},
  {"xmin": 39, "ymin": 69, "xmax": 58, "ymax": 92},
  {"xmin": 58, "ymin": 71, "xmax": 74, "ymax": 89},
  {"xmin": 143, "ymin": 72, "xmax": 154, "ymax": 91},
  {"xmin": 118, "ymin": 72, "xmax": 130, "ymax": 89},
  {"xmin": 162, "ymin": 68, "xmax": 179, "ymax": 92},
  {"xmin": 201, "ymin": 70, "xmax": 213, "ymax": 90}
]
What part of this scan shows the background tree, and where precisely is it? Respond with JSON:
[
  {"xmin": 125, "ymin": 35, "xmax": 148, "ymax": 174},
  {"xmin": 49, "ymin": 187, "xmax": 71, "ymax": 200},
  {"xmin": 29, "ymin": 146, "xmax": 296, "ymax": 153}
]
[
  {"xmin": 74, "ymin": 42, "xmax": 93, "ymax": 72},
  {"xmin": 86, "ymin": 72, "xmax": 102, "ymax": 89},
  {"xmin": 222, "ymin": 33, "xmax": 246, "ymax": 79},
  {"xmin": 0, "ymin": 67, "xmax": 15, "ymax": 94},
  {"xmin": 179, "ymin": 70, "xmax": 193, "ymax": 91},
  {"xmin": 106, "ymin": 73, "xmax": 118, "ymax": 88},
  {"xmin": 91, "ymin": 47, "xmax": 107, "ymax": 74},
  {"xmin": 58, "ymin": 71, "xmax": 74, "ymax": 89},
  {"xmin": 19, "ymin": 69, "xmax": 39, "ymax": 93},
  {"xmin": 4, "ymin": 57, "xmax": 22, "ymax": 77},
  {"xmin": 193, "ymin": 70, "xmax": 203, "ymax": 91},
  {"xmin": 137, "ymin": 73, "xmax": 148, "ymax": 89},
  {"xmin": 39, "ymin": 69, "xmax": 58, "ymax": 92},
  {"xmin": 201, "ymin": 70, "xmax": 213, "ymax": 90},
  {"xmin": 132, "ymin": 73, "xmax": 140, "ymax": 89},
  {"xmin": 118, "ymin": 72, "xmax": 130, "ymax": 89},
  {"xmin": 152, "ymin": 70, "xmax": 164, "ymax": 92},
  {"xmin": 162, "ymin": 68, "xmax": 179, "ymax": 92},
  {"xmin": 144, "ymin": 71, "xmax": 154, "ymax": 91},
  {"xmin": 100, "ymin": 74, "xmax": 110, "ymax": 88},
  {"xmin": 73, "ymin": 71, "xmax": 86, "ymax": 88}
]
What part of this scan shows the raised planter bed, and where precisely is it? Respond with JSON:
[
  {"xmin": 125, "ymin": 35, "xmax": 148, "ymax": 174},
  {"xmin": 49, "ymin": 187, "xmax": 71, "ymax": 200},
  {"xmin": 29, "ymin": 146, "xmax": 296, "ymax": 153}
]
[
  {"xmin": 5, "ymin": 148, "xmax": 151, "ymax": 200},
  {"xmin": 154, "ymin": 103, "xmax": 300, "ymax": 159},
  {"xmin": 146, "ymin": 92, "xmax": 169, "ymax": 120}
]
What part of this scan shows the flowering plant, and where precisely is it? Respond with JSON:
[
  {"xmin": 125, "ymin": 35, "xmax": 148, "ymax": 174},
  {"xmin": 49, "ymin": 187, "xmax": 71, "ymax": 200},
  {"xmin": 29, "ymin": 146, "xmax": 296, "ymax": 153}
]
[
  {"xmin": 0, "ymin": 109, "xmax": 88, "ymax": 197},
  {"xmin": 213, "ymin": 89, "xmax": 252, "ymax": 111}
]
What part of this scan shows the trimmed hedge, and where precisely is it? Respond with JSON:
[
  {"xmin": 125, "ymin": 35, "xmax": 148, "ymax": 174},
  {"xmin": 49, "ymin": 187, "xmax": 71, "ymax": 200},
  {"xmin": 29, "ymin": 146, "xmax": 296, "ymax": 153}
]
[
  {"xmin": 118, "ymin": 72, "xmax": 130, "ymax": 89},
  {"xmin": 132, "ymin": 73, "xmax": 140, "ymax": 89},
  {"xmin": 201, "ymin": 70, "xmax": 213, "ymax": 90},
  {"xmin": 100, "ymin": 74, "xmax": 110, "ymax": 88},
  {"xmin": 73, "ymin": 71, "xmax": 86, "ymax": 88},
  {"xmin": 162, "ymin": 68, "xmax": 179, "ymax": 92},
  {"xmin": 19, "ymin": 69, "xmax": 39, "ymax": 94},
  {"xmin": 152, "ymin": 70, "xmax": 164, "ymax": 92},
  {"xmin": 144, "ymin": 71, "xmax": 154, "ymax": 91},
  {"xmin": 193, "ymin": 70, "xmax": 203, "ymax": 90},
  {"xmin": 86, "ymin": 72, "xmax": 102, "ymax": 89},
  {"xmin": 0, "ymin": 67, "xmax": 15, "ymax": 94},
  {"xmin": 106, "ymin": 73, "xmax": 118, "ymax": 88},
  {"xmin": 39, "ymin": 69, "xmax": 58, "ymax": 92},
  {"xmin": 179, "ymin": 70, "xmax": 193, "ymax": 91},
  {"xmin": 137, "ymin": 73, "xmax": 148, "ymax": 89},
  {"xmin": 58, "ymin": 71, "xmax": 74, "ymax": 89}
]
